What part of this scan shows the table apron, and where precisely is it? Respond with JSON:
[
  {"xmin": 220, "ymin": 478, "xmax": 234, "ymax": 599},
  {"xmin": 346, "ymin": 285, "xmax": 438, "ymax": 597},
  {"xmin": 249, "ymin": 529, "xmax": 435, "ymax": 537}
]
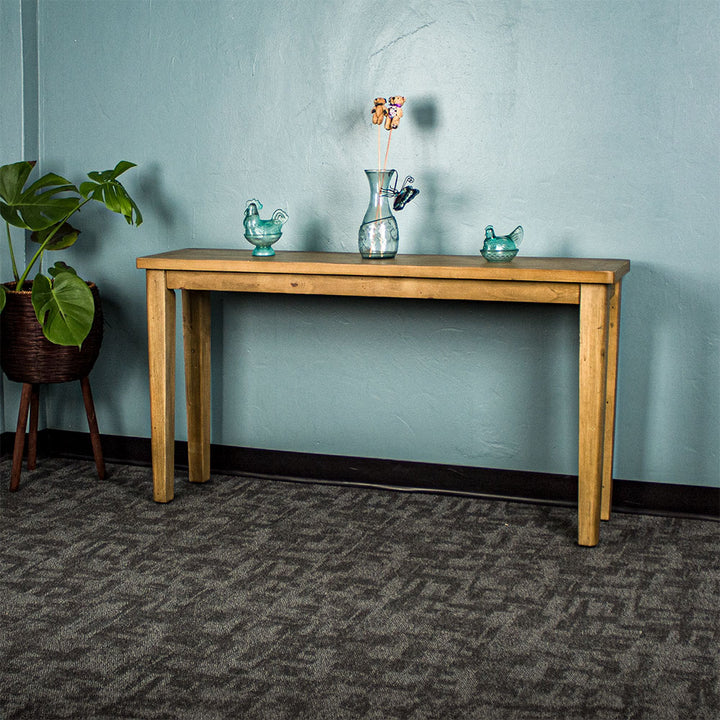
[{"xmin": 165, "ymin": 270, "xmax": 582, "ymax": 304}]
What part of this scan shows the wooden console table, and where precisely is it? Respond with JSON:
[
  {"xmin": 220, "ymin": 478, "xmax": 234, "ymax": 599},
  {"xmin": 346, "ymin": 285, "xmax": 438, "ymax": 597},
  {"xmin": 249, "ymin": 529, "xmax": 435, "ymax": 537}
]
[{"xmin": 136, "ymin": 250, "xmax": 630, "ymax": 546}]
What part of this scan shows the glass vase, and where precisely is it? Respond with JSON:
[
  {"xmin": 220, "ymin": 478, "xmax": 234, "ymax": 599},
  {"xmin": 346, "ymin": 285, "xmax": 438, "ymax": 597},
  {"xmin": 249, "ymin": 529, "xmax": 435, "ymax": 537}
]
[{"xmin": 358, "ymin": 169, "xmax": 399, "ymax": 259}]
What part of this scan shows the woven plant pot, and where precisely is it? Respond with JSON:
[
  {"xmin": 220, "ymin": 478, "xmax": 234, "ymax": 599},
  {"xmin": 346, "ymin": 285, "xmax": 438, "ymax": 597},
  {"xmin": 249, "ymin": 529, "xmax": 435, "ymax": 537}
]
[{"xmin": 0, "ymin": 282, "xmax": 103, "ymax": 384}]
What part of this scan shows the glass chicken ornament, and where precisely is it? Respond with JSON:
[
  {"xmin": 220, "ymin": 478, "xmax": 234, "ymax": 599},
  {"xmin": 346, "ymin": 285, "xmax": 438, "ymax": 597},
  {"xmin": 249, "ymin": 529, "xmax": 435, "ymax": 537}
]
[
  {"xmin": 243, "ymin": 199, "xmax": 288, "ymax": 256},
  {"xmin": 480, "ymin": 225, "xmax": 524, "ymax": 262}
]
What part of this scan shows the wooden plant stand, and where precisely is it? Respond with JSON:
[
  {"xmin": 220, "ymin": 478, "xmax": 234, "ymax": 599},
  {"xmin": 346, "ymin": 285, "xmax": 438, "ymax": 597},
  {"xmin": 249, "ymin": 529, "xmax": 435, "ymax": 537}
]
[{"xmin": 9, "ymin": 376, "xmax": 105, "ymax": 491}]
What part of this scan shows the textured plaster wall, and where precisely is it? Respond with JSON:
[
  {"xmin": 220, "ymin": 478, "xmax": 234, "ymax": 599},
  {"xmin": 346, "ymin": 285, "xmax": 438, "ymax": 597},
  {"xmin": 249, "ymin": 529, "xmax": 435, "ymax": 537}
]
[
  {"xmin": 0, "ymin": 3, "xmax": 23, "ymax": 170},
  {"xmin": 1, "ymin": 0, "xmax": 37, "ymax": 432},
  {"xmin": 3, "ymin": 0, "xmax": 718, "ymax": 486},
  {"xmin": 0, "ymin": 2, "xmax": 22, "ymax": 431}
]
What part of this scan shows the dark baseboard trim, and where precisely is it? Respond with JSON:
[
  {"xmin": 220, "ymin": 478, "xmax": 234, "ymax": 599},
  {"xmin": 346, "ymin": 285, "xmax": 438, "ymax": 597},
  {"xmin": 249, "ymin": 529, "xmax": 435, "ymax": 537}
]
[{"xmin": 3, "ymin": 429, "xmax": 718, "ymax": 521}]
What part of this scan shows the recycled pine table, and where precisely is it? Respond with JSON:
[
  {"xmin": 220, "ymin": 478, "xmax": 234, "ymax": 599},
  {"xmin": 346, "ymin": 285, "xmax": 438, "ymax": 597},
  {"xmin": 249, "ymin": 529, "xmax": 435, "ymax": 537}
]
[{"xmin": 136, "ymin": 250, "xmax": 630, "ymax": 546}]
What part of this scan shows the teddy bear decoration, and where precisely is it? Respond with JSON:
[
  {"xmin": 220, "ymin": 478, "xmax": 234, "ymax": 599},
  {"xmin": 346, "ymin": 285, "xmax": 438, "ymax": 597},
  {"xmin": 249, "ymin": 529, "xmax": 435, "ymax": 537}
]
[
  {"xmin": 369, "ymin": 96, "xmax": 418, "ymax": 210},
  {"xmin": 371, "ymin": 97, "xmax": 386, "ymax": 126},
  {"xmin": 385, "ymin": 96, "xmax": 405, "ymax": 130}
]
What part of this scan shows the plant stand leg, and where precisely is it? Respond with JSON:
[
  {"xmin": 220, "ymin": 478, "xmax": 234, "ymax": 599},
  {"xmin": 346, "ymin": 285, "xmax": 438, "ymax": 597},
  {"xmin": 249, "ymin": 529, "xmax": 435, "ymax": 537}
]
[
  {"xmin": 27, "ymin": 384, "xmax": 40, "ymax": 471},
  {"xmin": 9, "ymin": 383, "xmax": 33, "ymax": 491},
  {"xmin": 80, "ymin": 376, "xmax": 105, "ymax": 480}
]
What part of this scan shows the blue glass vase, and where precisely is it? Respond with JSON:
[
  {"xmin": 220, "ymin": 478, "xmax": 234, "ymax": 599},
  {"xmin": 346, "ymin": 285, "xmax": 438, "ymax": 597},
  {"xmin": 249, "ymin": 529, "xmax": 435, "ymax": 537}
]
[{"xmin": 358, "ymin": 169, "xmax": 399, "ymax": 259}]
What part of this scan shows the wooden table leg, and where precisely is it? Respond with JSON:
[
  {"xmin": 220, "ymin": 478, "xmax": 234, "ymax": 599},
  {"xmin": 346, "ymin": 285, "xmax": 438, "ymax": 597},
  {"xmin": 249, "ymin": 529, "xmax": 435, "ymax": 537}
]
[
  {"xmin": 182, "ymin": 290, "xmax": 211, "ymax": 484},
  {"xmin": 578, "ymin": 283, "xmax": 610, "ymax": 546},
  {"xmin": 601, "ymin": 282, "xmax": 622, "ymax": 521},
  {"xmin": 146, "ymin": 270, "xmax": 176, "ymax": 502}
]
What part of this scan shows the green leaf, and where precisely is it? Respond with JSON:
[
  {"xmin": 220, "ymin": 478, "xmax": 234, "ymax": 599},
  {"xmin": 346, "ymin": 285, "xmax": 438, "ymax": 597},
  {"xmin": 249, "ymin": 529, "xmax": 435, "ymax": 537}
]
[
  {"xmin": 31, "ymin": 272, "xmax": 95, "ymax": 348},
  {"xmin": 30, "ymin": 221, "xmax": 81, "ymax": 250},
  {"xmin": 0, "ymin": 161, "xmax": 35, "ymax": 204},
  {"xmin": 0, "ymin": 285, "xmax": 6, "ymax": 313},
  {"xmin": 109, "ymin": 160, "xmax": 137, "ymax": 178},
  {"xmin": 48, "ymin": 261, "xmax": 78, "ymax": 278},
  {"xmin": 0, "ymin": 161, "xmax": 80, "ymax": 231},
  {"xmin": 79, "ymin": 160, "xmax": 142, "ymax": 226}
]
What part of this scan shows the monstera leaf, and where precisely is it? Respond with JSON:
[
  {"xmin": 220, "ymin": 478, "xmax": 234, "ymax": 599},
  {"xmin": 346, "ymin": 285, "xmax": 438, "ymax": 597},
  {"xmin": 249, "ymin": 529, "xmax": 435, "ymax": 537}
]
[
  {"xmin": 79, "ymin": 161, "xmax": 143, "ymax": 226},
  {"xmin": 0, "ymin": 161, "xmax": 80, "ymax": 231},
  {"xmin": 31, "ymin": 221, "xmax": 81, "ymax": 251},
  {"xmin": 31, "ymin": 268, "xmax": 95, "ymax": 348}
]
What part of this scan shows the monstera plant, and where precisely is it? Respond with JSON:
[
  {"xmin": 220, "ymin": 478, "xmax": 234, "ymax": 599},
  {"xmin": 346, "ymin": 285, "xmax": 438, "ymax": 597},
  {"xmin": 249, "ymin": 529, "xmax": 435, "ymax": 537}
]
[{"xmin": 0, "ymin": 160, "xmax": 142, "ymax": 347}]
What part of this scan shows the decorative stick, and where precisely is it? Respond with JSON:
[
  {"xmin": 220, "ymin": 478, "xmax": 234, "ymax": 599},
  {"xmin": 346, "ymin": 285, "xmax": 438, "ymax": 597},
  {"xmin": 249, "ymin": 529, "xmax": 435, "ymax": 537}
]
[
  {"xmin": 383, "ymin": 96, "xmax": 405, "ymax": 171},
  {"xmin": 378, "ymin": 123, "xmax": 383, "ymax": 170},
  {"xmin": 383, "ymin": 128, "xmax": 393, "ymax": 172},
  {"xmin": 371, "ymin": 98, "xmax": 387, "ymax": 170}
]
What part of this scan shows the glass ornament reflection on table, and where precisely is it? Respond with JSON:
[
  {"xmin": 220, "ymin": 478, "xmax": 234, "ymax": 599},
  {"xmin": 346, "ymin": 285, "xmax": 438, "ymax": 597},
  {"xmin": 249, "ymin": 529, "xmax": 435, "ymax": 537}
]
[{"xmin": 243, "ymin": 199, "xmax": 288, "ymax": 256}]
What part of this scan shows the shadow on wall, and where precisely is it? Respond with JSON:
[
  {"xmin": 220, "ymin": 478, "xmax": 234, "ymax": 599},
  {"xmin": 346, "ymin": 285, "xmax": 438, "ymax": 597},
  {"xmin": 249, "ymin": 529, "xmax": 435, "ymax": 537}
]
[
  {"xmin": 412, "ymin": 96, "xmax": 476, "ymax": 255},
  {"xmin": 414, "ymin": 172, "xmax": 475, "ymax": 256},
  {"xmin": 41, "ymin": 286, "xmax": 152, "ymax": 436},
  {"xmin": 615, "ymin": 262, "xmax": 719, "ymax": 484},
  {"xmin": 298, "ymin": 219, "xmax": 332, "ymax": 252},
  {"xmin": 413, "ymin": 97, "xmax": 439, "ymax": 132},
  {"xmin": 139, "ymin": 162, "xmax": 185, "ymax": 249}
]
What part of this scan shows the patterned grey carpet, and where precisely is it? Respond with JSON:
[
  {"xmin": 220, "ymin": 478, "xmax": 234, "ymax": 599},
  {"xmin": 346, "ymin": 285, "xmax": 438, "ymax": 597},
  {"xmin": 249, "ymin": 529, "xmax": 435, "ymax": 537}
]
[{"xmin": 1, "ymin": 457, "xmax": 718, "ymax": 720}]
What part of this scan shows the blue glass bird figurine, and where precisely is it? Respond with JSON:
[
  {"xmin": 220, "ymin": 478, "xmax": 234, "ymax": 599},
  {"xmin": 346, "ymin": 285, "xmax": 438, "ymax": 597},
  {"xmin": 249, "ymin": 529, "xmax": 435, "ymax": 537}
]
[
  {"xmin": 481, "ymin": 225, "xmax": 524, "ymax": 262},
  {"xmin": 243, "ymin": 199, "xmax": 289, "ymax": 256}
]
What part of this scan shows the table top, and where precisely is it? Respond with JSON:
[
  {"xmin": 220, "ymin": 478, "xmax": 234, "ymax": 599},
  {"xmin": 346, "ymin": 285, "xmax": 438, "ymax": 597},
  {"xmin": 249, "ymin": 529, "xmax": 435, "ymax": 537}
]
[{"xmin": 137, "ymin": 249, "xmax": 630, "ymax": 285}]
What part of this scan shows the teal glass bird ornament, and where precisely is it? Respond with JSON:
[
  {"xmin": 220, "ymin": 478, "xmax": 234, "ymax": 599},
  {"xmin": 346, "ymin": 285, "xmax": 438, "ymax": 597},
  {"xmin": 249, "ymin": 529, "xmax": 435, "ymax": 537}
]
[
  {"xmin": 243, "ymin": 199, "xmax": 289, "ymax": 256},
  {"xmin": 481, "ymin": 225, "xmax": 524, "ymax": 262}
]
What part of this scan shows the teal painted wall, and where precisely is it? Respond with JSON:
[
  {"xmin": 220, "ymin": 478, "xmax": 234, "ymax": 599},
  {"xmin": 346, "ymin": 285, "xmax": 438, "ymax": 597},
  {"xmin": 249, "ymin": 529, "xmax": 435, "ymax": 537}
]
[
  {"xmin": 1, "ymin": 0, "xmax": 37, "ymax": 433},
  {"xmin": 2, "ymin": 0, "xmax": 718, "ymax": 487}
]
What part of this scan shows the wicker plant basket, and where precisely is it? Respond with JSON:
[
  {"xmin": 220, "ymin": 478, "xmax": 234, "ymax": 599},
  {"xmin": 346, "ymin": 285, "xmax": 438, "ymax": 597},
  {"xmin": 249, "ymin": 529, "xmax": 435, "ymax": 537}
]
[{"xmin": 0, "ymin": 282, "xmax": 103, "ymax": 384}]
